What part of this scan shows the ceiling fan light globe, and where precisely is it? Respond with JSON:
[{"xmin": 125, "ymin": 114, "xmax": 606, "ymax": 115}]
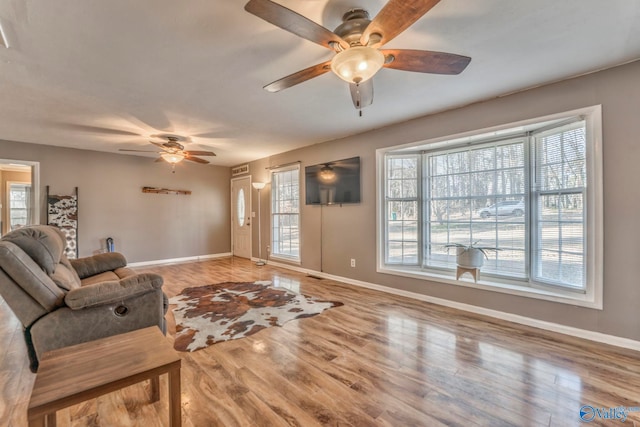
[
  {"xmin": 160, "ymin": 152, "xmax": 185, "ymax": 164},
  {"xmin": 319, "ymin": 167, "xmax": 337, "ymax": 183},
  {"xmin": 330, "ymin": 46, "xmax": 384, "ymax": 84}
]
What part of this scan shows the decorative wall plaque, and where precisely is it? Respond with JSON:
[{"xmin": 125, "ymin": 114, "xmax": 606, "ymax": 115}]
[{"xmin": 142, "ymin": 187, "xmax": 191, "ymax": 195}]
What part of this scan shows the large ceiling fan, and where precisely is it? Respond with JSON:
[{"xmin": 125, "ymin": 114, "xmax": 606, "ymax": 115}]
[
  {"xmin": 119, "ymin": 135, "xmax": 216, "ymax": 170},
  {"xmin": 244, "ymin": 0, "xmax": 471, "ymax": 114}
]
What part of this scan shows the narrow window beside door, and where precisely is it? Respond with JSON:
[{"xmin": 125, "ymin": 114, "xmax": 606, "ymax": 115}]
[{"xmin": 271, "ymin": 165, "xmax": 300, "ymax": 262}]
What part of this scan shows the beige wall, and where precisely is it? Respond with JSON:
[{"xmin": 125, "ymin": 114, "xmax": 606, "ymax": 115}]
[
  {"xmin": 247, "ymin": 60, "xmax": 640, "ymax": 341},
  {"xmin": 0, "ymin": 141, "xmax": 231, "ymax": 262}
]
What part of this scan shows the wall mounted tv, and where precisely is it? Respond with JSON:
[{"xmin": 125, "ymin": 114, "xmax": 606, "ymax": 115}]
[{"xmin": 305, "ymin": 156, "xmax": 361, "ymax": 205}]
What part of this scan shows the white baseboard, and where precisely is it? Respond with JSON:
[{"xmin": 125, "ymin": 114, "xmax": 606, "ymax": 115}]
[
  {"xmin": 129, "ymin": 252, "xmax": 232, "ymax": 267},
  {"xmin": 254, "ymin": 258, "xmax": 310, "ymax": 274},
  {"xmin": 264, "ymin": 259, "xmax": 640, "ymax": 352}
]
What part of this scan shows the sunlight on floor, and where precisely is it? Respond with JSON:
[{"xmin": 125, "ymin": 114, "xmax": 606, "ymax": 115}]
[{"xmin": 271, "ymin": 276, "xmax": 301, "ymax": 293}]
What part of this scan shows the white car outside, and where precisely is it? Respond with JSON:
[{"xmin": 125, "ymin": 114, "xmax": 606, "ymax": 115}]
[{"xmin": 478, "ymin": 200, "xmax": 525, "ymax": 218}]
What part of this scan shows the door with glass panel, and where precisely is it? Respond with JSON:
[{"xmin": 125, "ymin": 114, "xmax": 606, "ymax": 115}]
[{"xmin": 231, "ymin": 176, "xmax": 252, "ymax": 259}]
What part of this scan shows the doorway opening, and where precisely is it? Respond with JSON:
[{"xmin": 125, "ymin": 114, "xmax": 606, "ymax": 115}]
[{"xmin": 0, "ymin": 159, "xmax": 40, "ymax": 236}]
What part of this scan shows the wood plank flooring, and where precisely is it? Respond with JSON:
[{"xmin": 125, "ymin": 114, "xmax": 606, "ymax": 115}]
[{"xmin": 2, "ymin": 256, "xmax": 640, "ymax": 426}]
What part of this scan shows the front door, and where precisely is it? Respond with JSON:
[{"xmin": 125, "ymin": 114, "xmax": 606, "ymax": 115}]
[{"xmin": 231, "ymin": 177, "xmax": 252, "ymax": 259}]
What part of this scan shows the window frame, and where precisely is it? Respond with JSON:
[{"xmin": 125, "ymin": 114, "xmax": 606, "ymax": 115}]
[
  {"xmin": 420, "ymin": 137, "xmax": 530, "ymax": 281},
  {"xmin": 270, "ymin": 164, "xmax": 301, "ymax": 264},
  {"xmin": 384, "ymin": 153, "xmax": 422, "ymax": 266},
  {"xmin": 529, "ymin": 120, "xmax": 588, "ymax": 291},
  {"xmin": 7, "ymin": 181, "xmax": 32, "ymax": 231},
  {"xmin": 376, "ymin": 105, "xmax": 603, "ymax": 309}
]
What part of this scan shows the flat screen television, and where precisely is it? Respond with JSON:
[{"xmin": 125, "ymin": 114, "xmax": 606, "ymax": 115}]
[{"xmin": 305, "ymin": 156, "xmax": 361, "ymax": 205}]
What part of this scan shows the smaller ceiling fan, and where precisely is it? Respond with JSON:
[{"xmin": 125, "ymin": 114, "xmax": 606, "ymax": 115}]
[
  {"xmin": 244, "ymin": 0, "xmax": 471, "ymax": 114},
  {"xmin": 119, "ymin": 135, "xmax": 216, "ymax": 170}
]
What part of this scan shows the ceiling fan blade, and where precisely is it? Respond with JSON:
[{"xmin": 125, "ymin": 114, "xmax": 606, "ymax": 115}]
[
  {"xmin": 119, "ymin": 149, "xmax": 162, "ymax": 153},
  {"xmin": 56, "ymin": 123, "xmax": 142, "ymax": 136},
  {"xmin": 349, "ymin": 79, "xmax": 374, "ymax": 110},
  {"xmin": 245, "ymin": 0, "xmax": 349, "ymax": 50},
  {"xmin": 264, "ymin": 61, "xmax": 332, "ymax": 92},
  {"xmin": 149, "ymin": 141, "xmax": 169, "ymax": 150},
  {"xmin": 185, "ymin": 155, "xmax": 210, "ymax": 164},
  {"xmin": 382, "ymin": 49, "xmax": 471, "ymax": 74},
  {"xmin": 184, "ymin": 150, "xmax": 216, "ymax": 156},
  {"xmin": 361, "ymin": 0, "xmax": 441, "ymax": 48}
]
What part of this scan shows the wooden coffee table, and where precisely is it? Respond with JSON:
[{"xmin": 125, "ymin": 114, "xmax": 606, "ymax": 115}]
[{"xmin": 27, "ymin": 327, "xmax": 181, "ymax": 427}]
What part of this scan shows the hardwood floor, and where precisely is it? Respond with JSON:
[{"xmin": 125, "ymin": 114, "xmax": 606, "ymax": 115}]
[{"xmin": 2, "ymin": 256, "xmax": 640, "ymax": 426}]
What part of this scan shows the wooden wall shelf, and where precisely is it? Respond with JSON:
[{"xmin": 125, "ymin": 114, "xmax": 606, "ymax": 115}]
[{"xmin": 142, "ymin": 187, "xmax": 191, "ymax": 195}]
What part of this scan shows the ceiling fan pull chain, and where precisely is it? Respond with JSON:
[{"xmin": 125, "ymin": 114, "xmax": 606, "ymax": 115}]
[{"xmin": 355, "ymin": 83, "xmax": 363, "ymax": 117}]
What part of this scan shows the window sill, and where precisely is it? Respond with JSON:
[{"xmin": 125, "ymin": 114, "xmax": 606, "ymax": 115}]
[
  {"xmin": 377, "ymin": 265, "xmax": 602, "ymax": 310},
  {"xmin": 269, "ymin": 255, "xmax": 301, "ymax": 265}
]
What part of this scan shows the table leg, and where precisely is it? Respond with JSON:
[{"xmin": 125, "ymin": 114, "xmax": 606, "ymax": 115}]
[
  {"xmin": 46, "ymin": 413, "xmax": 56, "ymax": 427},
  {"xmin": 27, "ymin": 416, "xmax": 45, "ymax": 427},
  {"xmin": 168, "ymin": 366, "xmax": 181, "ymax": 427},
  {"xmin": 150, "ymin": 376, "xmax": 160, "ymax": 402}
]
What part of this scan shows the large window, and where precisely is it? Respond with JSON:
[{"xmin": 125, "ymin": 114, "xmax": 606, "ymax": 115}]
[
  {"xmin": 423, "ymin": 138, "xmax": 529, "ymax": 279},
  {"xmin": 271, "ymin": 165, "xmax": 300, "ymax": 262},
  {"xmin": 379, "ymin": 107, "xmax": 602, "ymax": 307}
]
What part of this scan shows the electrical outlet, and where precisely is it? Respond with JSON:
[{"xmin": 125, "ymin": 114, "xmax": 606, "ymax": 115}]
[{"xmin": 350, "ymin": 258, "xmax": 356, "ymax": 268}]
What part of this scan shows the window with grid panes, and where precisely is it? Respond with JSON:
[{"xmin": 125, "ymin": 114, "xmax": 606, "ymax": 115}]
[
  {"xmin": 271, "ymin": 165, "xmax": 300, "ymax": 261},
  {"xmin": 385, "ymin": 155, "xmax": 420, "ymax": 265},
  {"xmin": 532, "ymin": 123, "xmax": 586, "ymax": 289},
  {"xmin": 380, "ymin": 108, "xmax": 602, "ymax": 304},
  {"xmin": 9, "ymin": 183, "xmax": 30, "ymax": 230},
  {"xmin": 424, "ymin": 140, "xmax": 527, "ymax": 278}
]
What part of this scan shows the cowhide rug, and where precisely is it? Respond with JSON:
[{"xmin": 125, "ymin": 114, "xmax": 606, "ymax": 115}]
[{"xmin": 169, "ymin": 281, "xmax": 343, "ymax": 352}]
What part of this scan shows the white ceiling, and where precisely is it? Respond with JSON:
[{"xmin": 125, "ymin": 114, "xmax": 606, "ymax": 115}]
[{"xmin": 0, "ymin": 0, "xmax": 639, "ymax": 167}]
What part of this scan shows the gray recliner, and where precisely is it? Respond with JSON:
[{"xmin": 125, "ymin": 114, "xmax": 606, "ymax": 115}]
[{"xmin": 0, "ymin": 225, "xmax": 167, "ymax": 372}]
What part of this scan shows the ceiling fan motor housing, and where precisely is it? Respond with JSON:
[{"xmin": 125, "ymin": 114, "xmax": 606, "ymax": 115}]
[
  {"xmin": 164, "ymin": 137, "xmax": 184, "ymax": 151},
  {"xmin": 334, "ymin": 9, "xmax": 372, "ymax": 47}
]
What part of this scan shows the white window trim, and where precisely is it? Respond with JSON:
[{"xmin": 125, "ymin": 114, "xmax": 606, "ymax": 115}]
[
  {"xmin": 376, "ymin": 105, "xmax": 603, "ymax": 309},
  {"xmin": 270, "ymin": 164, "xmax": 301, "ymax": 264}
]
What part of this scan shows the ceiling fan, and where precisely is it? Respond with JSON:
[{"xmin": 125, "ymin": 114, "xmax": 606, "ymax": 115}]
[
  {"xmin": 244, "ymin": 0, "xmax": 471, "ymax": 114},
  {"xmin": 119, "ymin": 135, "xmax": 216, "ymax": 170}
]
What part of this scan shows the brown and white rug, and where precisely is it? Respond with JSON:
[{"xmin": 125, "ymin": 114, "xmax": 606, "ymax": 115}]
[{"xmin": 169, "ymin": 281, "xmax": 343, "ymax": 352}]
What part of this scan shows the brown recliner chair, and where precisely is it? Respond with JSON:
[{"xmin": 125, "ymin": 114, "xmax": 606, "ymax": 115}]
[{"xmin": 0, "ymin": 225, "xmax": 167, "ymax": 372}]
